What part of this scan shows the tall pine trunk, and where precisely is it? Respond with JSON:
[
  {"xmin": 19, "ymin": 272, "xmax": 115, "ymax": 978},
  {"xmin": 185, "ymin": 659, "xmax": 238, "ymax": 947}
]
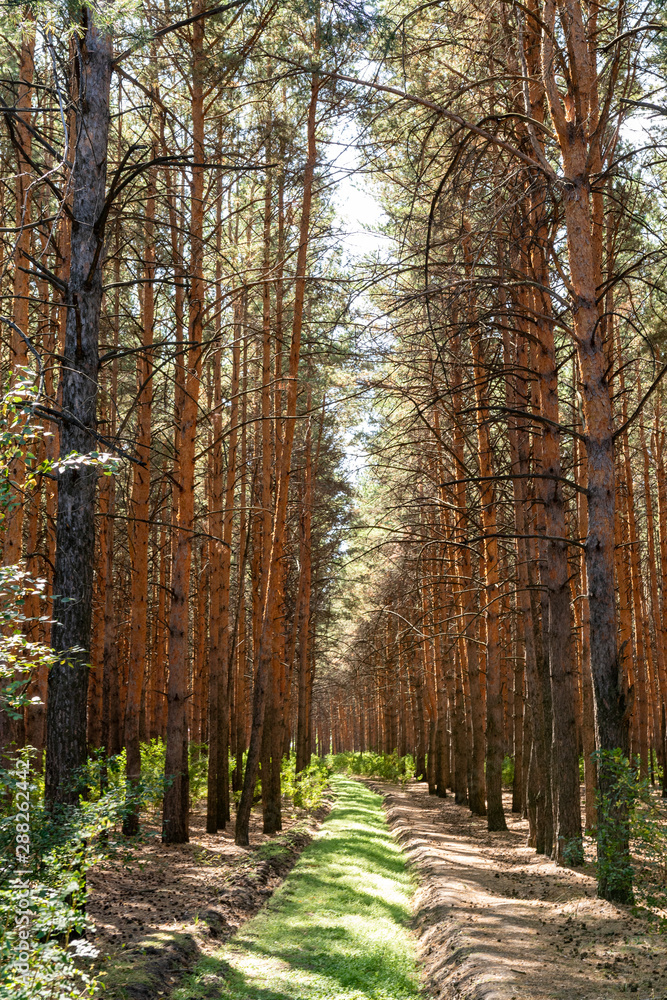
[
  {"xmin": 162, "ymin": 3, "xmax": 205, "ymax": 843},
  {"xmin": 541, "ymin": 0, "xmax": 630, "ymax": 900},
  {"xmin": 46, "ymin": 9, "xmax": 112, "ymax": 808},
  {"xmin": 123, "ymin": 160, "xmax": 155, "ymax": 834}
]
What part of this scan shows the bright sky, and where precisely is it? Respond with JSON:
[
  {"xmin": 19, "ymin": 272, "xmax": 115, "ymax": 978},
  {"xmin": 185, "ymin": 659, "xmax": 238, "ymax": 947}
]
[
  {"xmin": 326, "ymin": 125, "xmax": 387, "ymax": 485},
  {"xmin": 327, "ymin": 122, "xmax": 388, "ymax": 262}
]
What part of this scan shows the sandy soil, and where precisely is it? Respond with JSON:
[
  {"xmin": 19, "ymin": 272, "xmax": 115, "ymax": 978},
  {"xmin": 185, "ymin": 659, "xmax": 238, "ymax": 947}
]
[{"xmin": 369, "ymin": 781, "xmax": 667, "ymax": 1000}]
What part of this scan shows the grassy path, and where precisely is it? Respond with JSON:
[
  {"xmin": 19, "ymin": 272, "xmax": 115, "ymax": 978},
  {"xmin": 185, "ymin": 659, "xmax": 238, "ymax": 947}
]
[{"xmin": 174, "ymin": 776, "xmax": 421, "ymax": 1000}]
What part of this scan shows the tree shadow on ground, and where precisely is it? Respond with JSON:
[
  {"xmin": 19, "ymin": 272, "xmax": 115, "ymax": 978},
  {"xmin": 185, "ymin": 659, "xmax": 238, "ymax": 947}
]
[
  {"xmin": 179, "ymin": 954, "xmax": 298, "ymax": 1000},
  {"xmin": 305, "ymin": 831, "xmax": 408, "ymax": 876},
  {"xmin": 187, "ymin": 781, "xmax": 419, "ymax": 999},
  {"xmin": 385, "ymin": 783, "xmax": 667, "ymax": 1000},
  {"xmin": 214, "ymin": 921, "xmax": 418, "ymax": 1000},
  {"xmin": 282, "ymin": 869, "xmax": 410, "ymax": 924}
]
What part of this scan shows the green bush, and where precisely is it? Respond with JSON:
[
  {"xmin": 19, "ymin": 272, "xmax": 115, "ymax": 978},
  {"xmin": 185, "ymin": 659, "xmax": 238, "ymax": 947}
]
[
  {"xmin": 0, "ymin": 567, "xmax": 56, "ymax": 731},
  {"xmin": 280, "ymin": 754, "xmax": 330, "ymax": 810},
  {"xmin": 89, "ymin": 740, "xmax": 168, "ymax": 813},
  {"xmin": 228, "ymin": 753, "xmax": 329, "ymax": 811},
  {"xmin": 502, "ymin": 755, "xmax": 515, "ymax": 787},
  {"xmin": 0, "ymin": 749, "xmax": 118, "ymax": 999},
  {"xmin": 0, "ymin": 737, "xmax": 215, "ymax": 998},
  {"xmin": 649, "ymin": 749, "xmax": 664, "ymax": 787},
  {"xmin": 592, "ymin": 749, "xmax": 667, "ymax": 912},
  {"xmin": 592, "ymin": 751, "xmax": 667, "ymax": 920},
  {"xmin": 89, "ymin": 738, "xmax": 207, "ymax": 814},
  {"xmin": 0, "ymin": 365, "xmax": 107, "ymax": 997},
  {"xmin": 187, "ymin": 743, "xmax": 208, "ymax": 805},
  {"xmin": 327, "ymin": 750, "xmax": 415, "ymax": 785},
  {"xmin": 594, "ymin": 749, "xmax": 636, "ymax": 903}
]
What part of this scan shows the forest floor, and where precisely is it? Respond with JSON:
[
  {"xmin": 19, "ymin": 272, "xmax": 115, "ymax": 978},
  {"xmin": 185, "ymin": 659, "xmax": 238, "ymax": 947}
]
[
  {"xmin": 89, "ymin": 797, "xmax": 331, "ymax": 998},
  {"xmin": 369, "ymin": 780, "xmax": 667, "ymax": 1000},
  {"xmin": 170, "ymin": 775, "xmax": 421, "ymax": 1000},
  {"xmin": 88, "ymin": 780, "xmax": 667, "ymax": 1000}
]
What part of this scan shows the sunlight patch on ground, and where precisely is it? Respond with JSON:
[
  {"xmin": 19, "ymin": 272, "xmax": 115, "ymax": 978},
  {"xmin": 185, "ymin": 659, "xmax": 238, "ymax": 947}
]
[{"xmin": 173, "ymin": 776, "xmax": 421, "ymax": 1000}]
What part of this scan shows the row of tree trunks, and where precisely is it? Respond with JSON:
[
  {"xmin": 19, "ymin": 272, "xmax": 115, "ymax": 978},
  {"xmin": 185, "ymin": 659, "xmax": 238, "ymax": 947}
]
[{"xmin": 235, "ymin": 69, "xmax": 319, "ymax": 846}]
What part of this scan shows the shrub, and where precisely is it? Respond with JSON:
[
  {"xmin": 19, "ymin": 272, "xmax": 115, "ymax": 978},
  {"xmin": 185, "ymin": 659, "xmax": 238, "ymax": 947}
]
[
  {"xmin": 502, "ymin": 755, "xmax": 515, "ymax": 787},
  {"xmin": 594, "ymin": 749, "xmax": 636, "ymax": 903},
  {"xmin": 593, "ymin": 749, "xmax": 667, "ymax": 913},
  {"xmin": 87, "ymin": 738, "xmax": 209, "ymax": 814},
  {"xmin": 187, "ymin": 743, "xmax": 208, "ymax": 805},
  {"xmin": 0, "ymin": 749, "xmax": 115, "ymax": 999},
  {"xmin": 0, "ymin": 736, "xmax": 213, "ymax": 999},
  {"xmin": 280, "ymin": 754, "xmax": 329, "ymax": 810},
  {"xmin": 328, "ymin": 750, "xmax": 415, "ymax": 785}
]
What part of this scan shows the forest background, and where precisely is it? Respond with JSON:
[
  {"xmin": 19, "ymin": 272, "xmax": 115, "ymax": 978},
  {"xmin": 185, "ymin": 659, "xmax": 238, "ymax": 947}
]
[{"xmin": 2, "ymin": 0, "xmax": 667, "ymax": 990}]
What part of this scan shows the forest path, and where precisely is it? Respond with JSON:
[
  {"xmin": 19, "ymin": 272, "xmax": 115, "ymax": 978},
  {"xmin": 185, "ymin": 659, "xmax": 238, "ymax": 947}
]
[
  {"xmin": 372, "ymin": 780, "xmax": 667, "ymax": 1000},
  {"xmin": 172, "ymin": 775, "xmax": 422, "ymax": 1000},
  {"xmin": 90, "ymin": 799, "xmax": 329, "ymax": 997}
]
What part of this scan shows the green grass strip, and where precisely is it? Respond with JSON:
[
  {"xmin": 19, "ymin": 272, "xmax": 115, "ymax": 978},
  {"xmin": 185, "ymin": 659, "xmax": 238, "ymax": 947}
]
[{"xmin": 174, "ymin": 775, "xmax": 421, "ymax": 1000}]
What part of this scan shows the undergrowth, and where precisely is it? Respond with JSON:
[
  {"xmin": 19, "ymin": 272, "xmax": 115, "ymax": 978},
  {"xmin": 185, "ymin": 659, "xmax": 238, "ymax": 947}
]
[
  {"xmin": 328, "ymin": 750, "xmax": 416, "ymax": 784},
  {"xmin": 0, "ymin": 748, "xmax": 117, "ymax": 999},
  {"xmin": 280, "ymin": 753, "xmax": 330, "ymax": 810},
  {"xmin": 594, "ymin": 750, "xmax": 667, "ymax": 923},
  {"xmin": 0, "ymin": 743, "xmax": 332, "ymax": 998}
]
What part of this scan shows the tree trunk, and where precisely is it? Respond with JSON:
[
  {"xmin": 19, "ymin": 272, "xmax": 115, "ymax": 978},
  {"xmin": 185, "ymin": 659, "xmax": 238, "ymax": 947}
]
[
  {"xmin": 46, "ymin": 10, "xmax": 112, "ymax": 808},
  {"xmin": 530, "ymin": 253, "xmax": 582, "ymax": 862},
  {"xmin": 469, "ymin": 315, "xmax": 506, "ymax": 832},
  {"xmin": 4, "ymin": 18, "xmax": 35, "ymax": 569},
  {"xmin": 162, "ymin": 2, "xmax": 206, "ymax": 842},
  {"xmin": 296, "ymin": 411, "xmax": 313, "ymax": 773},
  {"xmin": 216, "ymin": 298, "xmax": 242, "ymax": 827},
  {"xmin": 450, "ymin": 328, "xmax": 486, "ymax": 815},
  {"xmin": 123, "ymin": 159, "xmax": 155, "ymax": 835},
  {"xmin": 541, "ymin": 0, "xmax": 630, "ymax": 900}
]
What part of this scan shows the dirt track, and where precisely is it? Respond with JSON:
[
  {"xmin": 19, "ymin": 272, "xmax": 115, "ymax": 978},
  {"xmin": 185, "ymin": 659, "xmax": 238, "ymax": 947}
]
[
  {"xmin": 370, "ymin": 781, "xmax": 667, "ymax": 1000},
  {"xmin": 87, "ymin": 800, "xmax": 330, "ymax": 998}
]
